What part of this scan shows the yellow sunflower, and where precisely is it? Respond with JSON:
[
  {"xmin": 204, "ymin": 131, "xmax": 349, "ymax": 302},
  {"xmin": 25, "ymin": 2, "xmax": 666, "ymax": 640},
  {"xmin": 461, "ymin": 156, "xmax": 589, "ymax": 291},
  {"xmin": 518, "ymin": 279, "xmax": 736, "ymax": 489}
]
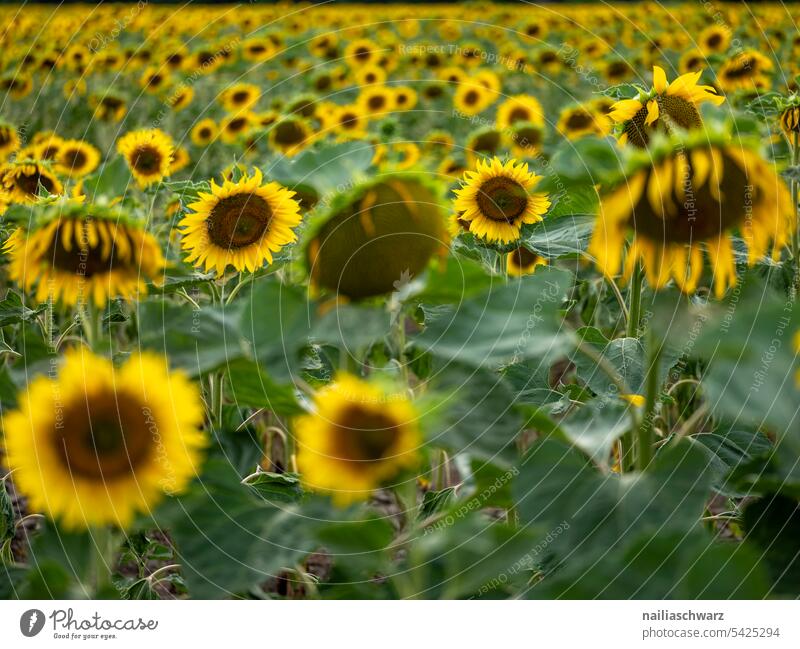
[
  {"xmin": 220, "ymin": 112, "xmax": 254, "ymax": 144},
  {"xmin": 496, "ymin": 95, "xmax": 545, "ymax": 130},
  {"xmin": 4, "ymin": 200, "xmax": 166, "ymax": 306},
  {"xmin": 588, "ymin": 135, "xmax": 794, "ymax": 298},
  {"xmin": 268, "ymin": 116, "xmax": 312, "ymax": 156},
  {"xmin": 179, "ymin": 168, "xmax": 302, "ymax": 275},
  {"xmin": 507, "ymin": 246, "xmax": 548, "ymax": 276},
  {"xmin": 357, "ymin": 86, "xmax": 395, "ymax": 116},
  {"xmin": 116, "ymin": 129, "xmax": 174, "ymax": 188},
  {"xmin": 717, "ymin": 50, "xmax": 774, "ymax": 93},
  {"xmin": 453, "ymin": 81, "xmax": 491, "ymax": 116},
  {"xmin": 1, "ymin": 161, "xmax": 63, "ymax": 204},
  {"xmin": 295, "ymin": 374, "xmax": 421, "ymax": 504},
  {"xmin": 191, "ymin": 118, "xmax": 218, "ymax": 146},
  {"xmin": 0, "ymin": 121, "xmax": 20, "ymax": 160},
  {"xmin": 781, "ymin": 105, "xmax": 800, "ymax": 137},
  {"xmin": 3, "ymin": 349, "xmax": 205, "ymax": 529},
  {"xmin": 169, "ymin": 146, "xmax": 191, "ymax": 174},
  {"xmin": 219, "ymin": 82, "xmax": 261, "ymax": 112},
  {"xmin": 609, "ymin": 66, "xmax": 725, "ymax": 148},
  {"xmin": 699, "ymin": 25, "xmax": 730, "ymax": 54},
  {"xmin": 557, "ymin": 104, "xmax": 612, "ymax": 140},
  {"xmin": 167, "ymin": 85, "xmax": 194, "ymax": 112},
  {"xmin": 454, "ymin": 157, "xmax": 551, "ymax": 244},
  {"xmin": 54, "ymin": 139, "xmax": 101, "ymax": 178}
]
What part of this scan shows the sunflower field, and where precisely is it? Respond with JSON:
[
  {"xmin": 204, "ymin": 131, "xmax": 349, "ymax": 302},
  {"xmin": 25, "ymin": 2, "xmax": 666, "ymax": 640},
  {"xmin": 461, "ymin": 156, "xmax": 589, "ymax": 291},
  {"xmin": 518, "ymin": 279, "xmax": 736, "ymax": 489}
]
[{"xmin": 0, "ymin": 1, "xmax": 800, "ymax": 603}]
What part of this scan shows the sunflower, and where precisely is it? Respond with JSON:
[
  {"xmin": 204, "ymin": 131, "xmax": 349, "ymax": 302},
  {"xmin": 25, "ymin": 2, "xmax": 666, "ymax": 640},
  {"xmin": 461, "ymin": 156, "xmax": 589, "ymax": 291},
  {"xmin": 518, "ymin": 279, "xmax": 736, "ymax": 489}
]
[
  {"xmin": 91, "ymin": 92, "xmax": 127, "ymax": 122},
  {"xmin": 169, "ymin": 146, "xmax": 191, "ymax": 174},
  {"xmin": 602, "ymin": 58, "xmax": 634, "ymax": 84},
  {"xmin": 609, "ymin": 66, "xmax": 725, "ymax": 148},
  {"xmin": 332, "ymin": 104, "xmax": 368, "ymax": 139},
  {"xmin": 220, "ymin": 112, "xmax": 254, "ymax": 144},
  {"xmin": 453, "ymin": 81, "xmax": 491, "ymax": 116},
  {"xmin": 466, "ymin": 127, "xmax": 503, "ymax": 166},
  {"xmin": 354, "ymin": 64, "xmax": 386, "ymax": 87},
  {"xmin": 54, "ymin": 139, "xmax": 101, "ymax": 178},
  {"xmin": 509, "ymin": 122, "xmax": 545, "ymax": 158},
  {"xmin": 179, "ymin": 168, "xmax": 302, "ymax": 275},
  {"xmin": 167, "ymin": 85, "xmax": 194, "ymax": 112},
  {"xmin": 507, "ymin": 246, "xmax": 548, "ymax": 276},
  {"xmin": 241, "ymin": 37, "xmax": 274, "ymax": 62},
  {"xmin": 357, "ymin": 86, "xmax": 395, "ymax": 116},
  {"xmin": 220, "ymin": 82, "xmax": 261, "ymax": 112},
  {"xmin": 438, "ymin": 156, "xmax": 467, "ymax": 179},
  {"xmin": 3, "ymin": 349, "xmax": 205, "ymax": 529},
  {"xmin": 344, "ymin": 38, "xmax": 380, "ymax": 66},
  {"xmin": 780, "ymin": 105, "xmax": 800, "ymax": 137},
  {"xmin": 295, "ymin": 374, "xmax": 420, "ymax": 504},
  {"xmin": 557, "ymin": 104, "xmax": 612, "ymax": 140},
  {"xmin": 31, "ymin": 134, "xmax": 64, "ymax": 162},
  {"xmin": 717, "ymin": 50, "xmax": 774, "ymax": 93},
  {"xmin": 393, "ymin": 86, "xmax": 418, "ymax": 111},
  {"xmin": 588, "ymin": 135, "xmax": 794, "ymax": 298},
  {"xmin": 117, "ymin": 129, "xmax": 174, "ymax": 188},
  {"xmin": 139, "ymin": 66, "xmax": 170, "ymax": 94},
  {"xmin": 191, "ymin": 118, "xmax": 218, "ymax": 146},
  {"xmin": 268, "ymin": 116, "xmax": 312, "ymax": 156},
  {"xmin": 0, "ymin": 74, "xmax": 33, "ymax": 99},
  {"xmin": 1, "ymin": 161, "xmax": 63, "ymax": 204},
  {"xmin": 496, "ymin": 95, "xmax": 545, "ymax": 129},
  {"xmin": 0, "ymin": 121, "xmax": 20, "ymax": 160},
  {"xmin": 679, "ymin": 49, "xmax": 706, "ymax": 74},
  {"xmin": 4, "ymin": 200, "xmax": 166, "ymax": 306},
  {"xmin": 454, "ymin": 157, "xmax": 551, "ymax": 244},
  {"xmin": 699, "ymin": 25, "xmax": 730, "ymax": 54}
]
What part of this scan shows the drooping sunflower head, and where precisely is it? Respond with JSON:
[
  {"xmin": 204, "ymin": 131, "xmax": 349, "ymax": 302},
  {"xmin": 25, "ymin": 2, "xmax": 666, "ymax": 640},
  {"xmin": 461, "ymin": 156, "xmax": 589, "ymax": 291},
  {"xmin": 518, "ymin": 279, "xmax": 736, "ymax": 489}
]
[
  {"xmin": 3, "ymin": 349, "xmax": 206, "ymax": 529},
  {"xmin": 179, "ymin": 168, "xmax": 302, "ymax": 275},
  {"xmin": 0, "ymin": 160, "xmax": 63, "ymax": 204},
  {"xmin": 54, "ymin": 139, "xmax": 101, "ymax": 178},
  {"xmin": 116, "ymin": 128, "xmax": 174, "ymax": 188},
  {"xmin": 295, "ymin": 374, "xmax": 421, "ymax": 504},
  {"xmin": 588, "ymin": 132, "xmax": 794, "ymax": 298},
  {"xmin": 306, "ymin": 174, "xmax": 448, "ymax": 299},
  {"xmin": 4, "ymin": 199, "xmax": 166, "ymax": 306},
  {"xmin": 609, "ymin": 66, "xmax": 725, "ymax": 148},
  {"xmin": 779, "ymin": 103, "xmax": 800, "ymax": 137},
  {"xmin": 507, "ymin": 246, "xmax": 548, "ymax": 276},
  {"xmin": 454, "ymin": 157, "xmax": 551, "ymax": 244}
]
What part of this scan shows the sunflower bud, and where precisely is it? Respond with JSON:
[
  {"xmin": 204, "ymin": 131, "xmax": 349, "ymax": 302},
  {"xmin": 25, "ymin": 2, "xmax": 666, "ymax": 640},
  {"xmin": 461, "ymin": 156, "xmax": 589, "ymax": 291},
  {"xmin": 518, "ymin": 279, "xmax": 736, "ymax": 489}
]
[{"xmin": 780, "ymin": 106, "xmax": 800, "ymax": 136}]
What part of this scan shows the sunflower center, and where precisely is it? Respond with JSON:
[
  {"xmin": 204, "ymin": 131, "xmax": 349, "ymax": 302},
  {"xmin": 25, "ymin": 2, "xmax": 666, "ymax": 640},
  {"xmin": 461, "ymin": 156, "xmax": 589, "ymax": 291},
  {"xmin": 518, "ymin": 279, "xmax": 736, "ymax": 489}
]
[
  {"xmin": 16, "ymin": 170, "xmax": 56, "ymax": 197},
  {"xmin": 232, "ymin": 91, "xmax": 250, "ymax": 104},
  {"xmin": 49, "ymin": 219, "xmax": 131, "ymax": 277},
  {"xmin": 62, "ymin": 148, "xmax": 87, "ymax": 170},
  {"xmin": 207, "ymin": 193, "xmax": 273, "ymax": 248},
  {"xmin": 131, "ymin": 146, "xmax": 163, "ymax": 175},
  {"xmin": 335, "ymin": 406, "xmax": 400, "ymax": 462},
  {"xmin": 463, "ymin": 89, "xmax": 480, "ymax": 105},
  {"xmin": 510, "ymin": 246, "xmax": 541, "ymax": 268},
  {"xmin": 367, "ymin": 95, "xmax": 385, "ymax": 111},
  {"xmin": 0, "ymin": 128, "xmax": 12, "ymax": 147},
  {"xmin": 624, "ymin": 95, "xmax": 702, "ymax": 148},
  {"xmin": 273, "ymin": 120, "xmax": 306, "ymax": 145},
  {"xmin": 54, "ymin": 389, "xmax": 153, "ymax": 479},
  {"xmin": 706, "ymin": 33, "xmax": 723, "ymax": 48},
  {"xmin": 476, "ymin": 176, "xmax": 528, "ymax": 222},
  {"xmin": 566, "ymin": 111, "xmax": 593, "ymax": 130},
  {"xmin": 470, "ymin": 131, "xmax": 501, "ymax": 155},
  {"xmin": 513, "ymin": 126, "xmax": 542, "ymax": 149},
  {"xmin": 508, "ymin": 107, "xmax": 530, "ymax": 124}
]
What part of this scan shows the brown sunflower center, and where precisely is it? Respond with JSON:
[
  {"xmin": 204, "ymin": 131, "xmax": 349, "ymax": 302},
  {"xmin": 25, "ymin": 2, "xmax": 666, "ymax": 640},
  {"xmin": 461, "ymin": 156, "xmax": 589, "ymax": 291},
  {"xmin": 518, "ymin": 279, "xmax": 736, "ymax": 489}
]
[
  {"xmin": 199, "ymin": 127, "xmax": 212, "ymax": 139},
  {"xmin": 54, "ymin": 389, "xmax": 153, "ymax": 479},
  {"xmin": 623, "ymin": 95, "xmax": 702, "ymax": 148},
  {"xmin": 463, "ymin": 89, "xmax": 480, "ymax": 106},
  {"xmin": 631, "ymin": 150, "xmax": 751, "ymax": 242},
  {"xmin": 207, "ymin": 193, "xmax": 273, "ymax": 248},
  {"xmin": 565, "ymin": 110, "xmax": 593, "ymax": 130},
  {"xmin": 131, "ymin": 145, "xmax": 163, "ymax": 175},
  {"xmin": 0, "ymin": 127, "xmax": 12, "ymax": 147},
  {"xmin": 706, "ymin": 33, "xmax": 723, "ymax": 48},
  {"xmin": 339, "ymin": 111, "xmax": 359, "ymax": 129},
  {"xmin": 61, "ymin": 148, "xmax": 87, "ymax": 170},
  {"xmin": 476, "ymin": 176, "xmax": 529, "ymax": 222},
  {"xmin": 232, "ymin": 90, "xmax": 250, "ymax": 104},
  {"xmin": 367, "ymin": 95, "xmax": 385, "ymax": 111},
  {"xmin": 513, "ymin": 126, "xmax": 542, "ymax": 149},
  {"xmin": 273, "ymin": 120, "xmax": 306, "ymax": 146},
  {"xmin": 335, "ymin": 406, "xmax": 400, "ymax": 462},
  {"xmin": 49, "ymin": 219, "xmax": 132, "ymax": 277},
  {"xmin": 15, "ymin": 169, "xmax": 56, "ymax": 197},
  {"xmin": 508, "ymin": 107, "xmax": 531, "ymax": 124},
  {"xmin": 510, "ymin": 246, "xmax": 541, "ymax": 268},
  {"xmin": 470, "ymin": 130, "xmax": 501, "ymax": 155}
]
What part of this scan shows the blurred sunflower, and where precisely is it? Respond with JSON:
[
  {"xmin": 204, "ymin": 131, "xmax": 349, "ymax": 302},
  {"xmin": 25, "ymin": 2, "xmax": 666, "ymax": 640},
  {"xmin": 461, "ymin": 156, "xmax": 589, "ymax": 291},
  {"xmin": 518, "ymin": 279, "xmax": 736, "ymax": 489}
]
[
  {"xmin": 717, "ymin": 50, "xmax": 774, "ymax": 92},
  {"xmin": 609, "ymin": 66, "xmax": 724, "ymax": 147},
  {"xmin": 699, "ymin": 25, "xmax": 730, "ymax": 54},
  {"xmin": 54, "ymin": 139, "xmax": 101, "ymax": 178},
  {"xmin": 169, "ymin": 146, "xmax": 191, "ymax": 174},
  {"xmin": 1, "ymin": 161, "xmax": 63, "ymax": 203},
  {"xmin": 220, "ymin": 82, "xmax": 260, "ymax": 112},
  {"xmin": 780, "ymin": 105, "xmax": 800, "ymax": 137},
  {"xmin": 454, "ymin": 157, "xmax": 550, "ymax": 244},
  {"xmin": 507, "ymin": 246, "xmax": 548, "ymax": 276},
  {"xmin": 588, "ymin": 135, "xmax": 794, "ymax": 298},
  {"xmin": 117, "ymin": 128, "xmax": 174, "ymax": 187},
  {"xmin": 357, "ymin": 86, "xmax": 395, "ymax": 116},
  {"xmin": 179, "ymin": 168, "xmax": 302, "ymax": 274},
  {"xmin": 91, "ymin": 92, "xmax": 127, "ymax": 122},
  {"xmin": 3, "ymin": 349, "xmax": 205, "ymax": 529},
  {"xmin": 191, "ymin": 118, "xmax": 218, "ymax": 146},
  {"xmin": 269, "ymin": 116, "xmax": 312, "ymax": 156},
  {"xmin": 454, "ymin": 81, "xmax": 491, "ymax": 116},
  {"xmin": 220, "ymin": 112, "xmax": 254, "ymax": 144},
  {"xmin": 557, "ymin": 104, "xmax": 612, "ymax": 140},
  {"xmin": 167, "ymin": 85, "xmax": 194, "ymax": 112},
  {"xmin": 0, "ymin": 121, "xmax": 20, "ymax": 160},
  {"xmin": 496, "ymin": 95, "xmax": 545, "ymax": 129},
  {"xmin": 4, "ymin": 200, "xmax": 165, "ymax": 306},
  {"xmin": 295, "ymin": 374, "xmax": 420, "ymax": 504}
]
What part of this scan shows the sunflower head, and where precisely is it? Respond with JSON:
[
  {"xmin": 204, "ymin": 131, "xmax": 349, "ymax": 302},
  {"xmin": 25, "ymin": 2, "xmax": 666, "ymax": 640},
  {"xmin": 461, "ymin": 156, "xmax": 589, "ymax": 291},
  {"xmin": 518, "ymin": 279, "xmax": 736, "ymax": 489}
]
[
  {"xmin": 269, "ymin": 116, "xmax": 313, "ymax": 156},
  {"xmin": 780, "ymin": 105, "xmax": 800, "ymax": 136},
  {"xmin": 557, "ymin": 104, "xmax": 612, "ymax": 140},
  {"xmin": 4, "ymin": 199, "xmax": 166, "ymax": 306},
  {"xmin": 0, "ymin": 160, "xmax": 63, "ymax": 204},
  {"xmin": 3, "ymin": 349, "xmax": 205, "ymax": 529},
  {"xmin": 0, "ymin": 121, "xmax": 20, "ymax": 160},
  {"xmin": 609, "ymin": 66, "xmax": 725, "ymax": 148},
  {"xmin": 453, "ymin": 157, "xmax": 551, "ymax": 244},
  {"xmin": 55, "ymin": 139, "xmax": 101, "ymax": 178},
  {"xmin": 179, "ymin": 168, "xmax": 302, "ymax": 275},
  {"xmin": 116, "ymin": 129, "xmax": 174, "ymax": 188},
  {"xmin": 589, "ymin": 131, "xmax": 794, "ymax": 298},
  {"xmin": 507, "ymin": 246, "xmax": 548, "ymax": 276},
  {"xmin": 295, "ymin": 374, "xmax": 421, "ymax": 504},
  {"xmin": 306, "ymin": 174, "xmax": 447, "ymax": 299},
  {"xmin": 191, "ymin": 118, "xmax": 218, "ymax": 146}
]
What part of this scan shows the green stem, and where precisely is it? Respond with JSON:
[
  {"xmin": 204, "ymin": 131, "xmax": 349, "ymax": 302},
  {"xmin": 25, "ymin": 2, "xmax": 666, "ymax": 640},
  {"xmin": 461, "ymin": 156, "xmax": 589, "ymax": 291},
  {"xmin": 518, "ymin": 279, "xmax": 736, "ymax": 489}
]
[
  {"xmin": 91, "ymin": 525, "xmax": 117, "ymax": 598},
  {"xmin": 627, "ymin": 261, "xmax": 643, "ymax": 338},
  {"xmin": 791, "ymin": 133, "xmax": 799, "ymax": 272},
  {"xmin": 636, "ymin": 329, "xmax": 661, "ymax": 472}
]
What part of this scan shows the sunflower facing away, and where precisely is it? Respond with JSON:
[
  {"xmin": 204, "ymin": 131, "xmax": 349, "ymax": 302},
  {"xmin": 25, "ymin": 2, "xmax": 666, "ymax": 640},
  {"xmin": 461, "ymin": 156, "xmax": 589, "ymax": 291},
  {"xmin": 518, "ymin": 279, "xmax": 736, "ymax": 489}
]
[
  {"xmin": 454, "ymin": 157, "xmax": 550, "ymax": 244},
  {"xmin": 4, "ymin": 200, "xmax": 166, "ymax": 306},
  {"xmin": 116, "ymin": 128, "xmax": 174, "ymax": 187},
  {"xmin": 295, "ymin": 374, "xmax": 421, "ymax": 504},
  {"xmin": 588, "ymin": 134, "xmax": 794, "ymax": 298},
  {"xmin": 179, "ymin": 168, "xmax": 302, "ymax": 274},
  {"xmin": 3, "ymin": 349, "xmax": 206, "ymax": 529},
  {"xmin": 609, "ymin": 66, "xmax": 725, "ymax": 148}
]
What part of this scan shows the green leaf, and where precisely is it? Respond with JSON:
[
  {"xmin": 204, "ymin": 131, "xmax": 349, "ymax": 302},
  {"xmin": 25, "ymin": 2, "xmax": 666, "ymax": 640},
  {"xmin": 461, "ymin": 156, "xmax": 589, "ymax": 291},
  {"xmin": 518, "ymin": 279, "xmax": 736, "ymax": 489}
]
[
  {"xmin": 522, "ymin": 215, "xmax": 595, "ymax": 258},
  {"xmin": 311, "ymin": 304, "xmax": 390, "ymax": 350},
  {"xmin": 0, "ymin": 291, "xmax": 45, "ymax": 327},
  {"xmin": 414, "ymin": 267, "xmax": 574, "ymax": 369},
  {"xmin": 743, "ymin": 493, "xmax": 800, "ymax": 596},
  {"xmin": 80, "ymin": 156, "xmax": 132, "ymax": 199},
  {"xmin": 241, "ymin": 469, "xmax": 303, "ymax": 503},
  {"xmin": 138, "ymin": 299, "xmax": 244, "ymax": 376},
  {"xmin": 225, "ymin": 358, "xmax": 303, "ymax": 416}
]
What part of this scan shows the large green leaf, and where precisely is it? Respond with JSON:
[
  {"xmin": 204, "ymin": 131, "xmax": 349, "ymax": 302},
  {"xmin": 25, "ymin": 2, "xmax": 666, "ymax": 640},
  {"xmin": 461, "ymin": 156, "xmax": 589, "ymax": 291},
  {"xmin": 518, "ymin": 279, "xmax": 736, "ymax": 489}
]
[
  {"xmin": 414, "ymin": 267, "xmax": 574, "ymax": 369},
  {"xmin": 224, "ymin": 358, "xmax": 304, "ymax": 416}
]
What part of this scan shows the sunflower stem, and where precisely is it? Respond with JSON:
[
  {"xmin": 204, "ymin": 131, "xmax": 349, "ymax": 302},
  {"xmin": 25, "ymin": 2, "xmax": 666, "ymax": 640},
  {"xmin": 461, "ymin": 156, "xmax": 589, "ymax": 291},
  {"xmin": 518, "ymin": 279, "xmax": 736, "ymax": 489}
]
[
  {"xmin": 636, "ymin": 327, "xmax": 661, "ymax": 472},
  {"xmin": 90, "ymin": 525, "xmax": 117, "ymax": 598},
  {"xmin": 626, "ymin": 261, "xmax": 644, "ymax": 338},
  {"xmin": 791, "ymin": 132, "xmax": 799, "ymax": 278}
]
